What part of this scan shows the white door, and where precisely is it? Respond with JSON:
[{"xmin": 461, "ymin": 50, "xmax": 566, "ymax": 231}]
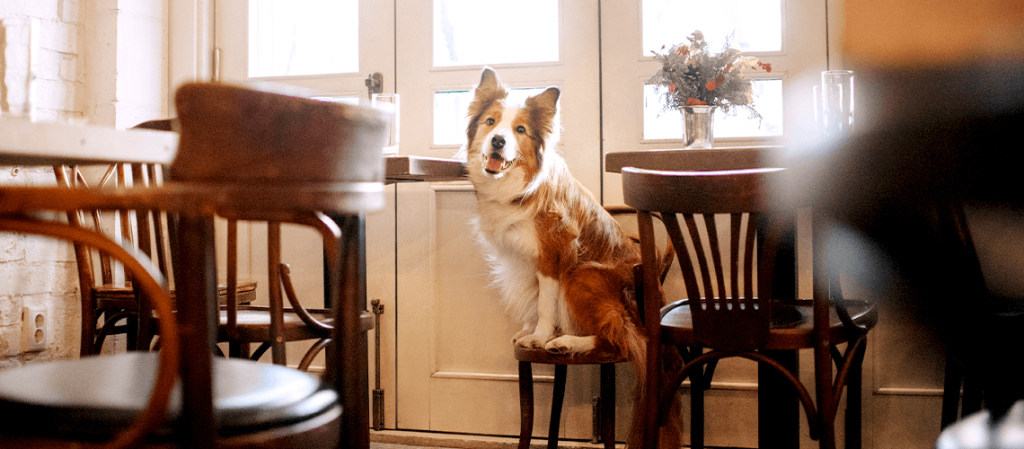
[
  {"xmin": 211, "ymin": 1, "xmax": 399, "ymax": 429},
  {"xmin": 392, "ymin": 0, "xmax": 607, "ymax": 439}
]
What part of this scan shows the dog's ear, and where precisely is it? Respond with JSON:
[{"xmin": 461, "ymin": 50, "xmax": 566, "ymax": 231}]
[
  {"xmin": 478, "ymin": 67, "xmax": 499, "ymax": 91},
  {"xmin": 466, "ymin": 67, "xmax": 508, "ymax": 145},
  {"xmin": 472, "ymin": 67, "xmax": 505, "ymax": 103},
  {"xmin": 529, "ymin": 87, "xmax": 561, "ymax": 116},
  {"xmin": 525, "ymin": 86, "xmax": 560, "ymax": 139},
  {"xmin": 524, "ymin": 87, "xmax": 561, "ymax": 168}
]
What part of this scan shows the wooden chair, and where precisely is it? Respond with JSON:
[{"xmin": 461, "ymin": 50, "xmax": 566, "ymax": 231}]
[
  {"xmin": 623, "ymin": 167, "xmax": 878, "ymax": 449},
  {"xmin": 54, "ymin": 153, "xmax": 257, "ymax": 356},
  {"xmin": 937, "ymin": 198, "xmax": 1024, "ymax": 429},
  {"xmin": 59, "ymin": 119, "xmax": 369, "ymax": 370},
  {"xmin": 514, "ymin": 206, "xmax": 674, "ymax": 449},
  {"xmin": 0, "ymin": 82, "xmax": 388, "ymax": 447},
  {"xmin": 219, "ymin": 215, "xmax": 373, "ymax": 370}
]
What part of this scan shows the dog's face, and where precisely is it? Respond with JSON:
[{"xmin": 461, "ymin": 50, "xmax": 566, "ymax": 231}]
[{"xmin": 465, "ymin": 68, "xmax": 560, "ymax": 185}]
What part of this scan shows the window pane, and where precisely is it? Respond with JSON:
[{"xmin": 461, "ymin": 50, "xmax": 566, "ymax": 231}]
[
  {"xmin": 433, "ymin": 0, "xmax": 559, "ymax": 67},
  {"xmin": 643, "ymin": 79, "xmax": 782, "ymax": 140},
  {"xmin": 248, "ymin": 0, "xmax": 358, "ymax": 78},
  {"xmin": 642, "ymin": 0, "xmax": 781, "ymax": 55},
  {"xmin": 434, "ymin": 87, "xmax": 561, "ymax": 146}
]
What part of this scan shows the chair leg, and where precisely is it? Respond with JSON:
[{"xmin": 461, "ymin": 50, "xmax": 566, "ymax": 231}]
[
  {"xmin": 126, "ymin": 314, "xmax": 139, "ymax": 350},
  {"xmin": 941, "ymin": 353, "xmax": 964, "ymax": 429},
  {"xmin": 518, "ymin": 361, "xmax": 534, "ymax": 449},
  {"xmin": 845, "ymin": 341, "xmax": 866, "ymax": 449},
  {"xmin": 690, "ymin": 363, "xmax": 704, "ymax": 449},
  {"xmin": 548, "ymin": 364, "xmax": 568, "ymax": 449},
  {"xmin": 961, "ymin": 366, "xmax": 984, "ymax": 417},
  {"xmin": 600, "ymin": 363, "xmax": 616, "ymax": 449}
]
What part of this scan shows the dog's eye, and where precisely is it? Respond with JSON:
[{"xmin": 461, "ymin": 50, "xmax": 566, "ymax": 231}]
[
  {"xmin": 516, "ymin": 126, "xmax": 526, "ymax": 134},
  {"xmin": 486, "ymin": 118, "xmax": 495, "ymax": 126}
]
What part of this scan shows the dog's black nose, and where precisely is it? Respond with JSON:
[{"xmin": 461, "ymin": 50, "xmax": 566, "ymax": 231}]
[{"xmin": 491, "ymin": 135, "xmax": 505, "ymax": 150}]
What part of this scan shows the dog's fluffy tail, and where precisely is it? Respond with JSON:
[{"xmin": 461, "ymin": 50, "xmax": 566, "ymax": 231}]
[{"xmin": 624, "ymin": 344, "xmax": 684, "ymax": 449}]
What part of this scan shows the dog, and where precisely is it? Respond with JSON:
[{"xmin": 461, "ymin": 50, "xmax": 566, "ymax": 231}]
[
  {"xmin": 465, "ymin": 67, "xmax": 644, "ymax": 361},
  {"xmin": 464, "ymin": 67, "xmax": 681, "ymax": 447}
]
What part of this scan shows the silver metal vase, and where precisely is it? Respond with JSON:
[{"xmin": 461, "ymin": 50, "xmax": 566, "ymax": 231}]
[{"xmin": 680, "ymin": 105, "xmax": 715, "ymax": 149}]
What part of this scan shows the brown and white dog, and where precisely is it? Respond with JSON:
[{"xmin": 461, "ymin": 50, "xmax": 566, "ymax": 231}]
[
  {"xmin": 465, "ymin": 67, "xmax": 681, "ymax": 447},
  {"xmin": 464, "ymin": 67, "xmax": 681, "ymax": 448},
  {"xmin": 465, "ymin": 67, "xmax": 645, "ymax": 364}
]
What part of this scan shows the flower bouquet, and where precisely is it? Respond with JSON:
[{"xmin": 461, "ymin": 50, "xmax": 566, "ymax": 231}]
[{"xmin": 649, "ymin": 30, "xmax": 771, "ymax": 121}]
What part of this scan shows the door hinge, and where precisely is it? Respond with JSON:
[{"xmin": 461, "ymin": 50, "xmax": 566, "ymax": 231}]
[{"xmin": 372, "ymin": 298, "xmax": 385, "ymax": 430}]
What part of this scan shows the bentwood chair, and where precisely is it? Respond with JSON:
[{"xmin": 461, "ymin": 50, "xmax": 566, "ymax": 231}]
[
  {"xmin": 54, "ymin": 128, "xmax": 257, "ymax": 355},
  {"xmin": 59, "ymin": 118, "xmax": 369, "ymax": 370},
  {"xmin": 937, "ymin": 197, "xmax": 1024, "ymax": 429},
  {"xmin": 623, "ymin": 167, "xmax": 878, "ymax": 449},
  {"xmin": 0, "ymin": 82, "xmax": 388, "ymax": 447},
  {"xmin": 514, "ymin": 206, "xmax": 674, "ymax": 449}
]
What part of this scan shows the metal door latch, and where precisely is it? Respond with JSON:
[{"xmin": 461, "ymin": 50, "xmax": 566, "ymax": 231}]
[{"xmin": 365, "ymin": 72, "xmax": 383, "ymax": 100}]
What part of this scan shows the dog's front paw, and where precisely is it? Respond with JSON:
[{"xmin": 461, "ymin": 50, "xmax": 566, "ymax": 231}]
[
  {"xmin": 514, "ymin": 334, "xmax": 549, "ymax": 349},
  {"xmin": 544, "ymin": 338, "xmax": 573, "ymax": 355},
  {"xmin": 544, "ymin": 335, "xmax": 596, "ymax": 355},
  {"xmin": 510, "ymin": 328, "xmax": 532, "ymax": 345}
]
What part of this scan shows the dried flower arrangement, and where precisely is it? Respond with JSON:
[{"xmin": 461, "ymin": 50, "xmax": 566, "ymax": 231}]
[{"xmin": 649, "ymin": 30, "xmax": 772, "ymax": 120}]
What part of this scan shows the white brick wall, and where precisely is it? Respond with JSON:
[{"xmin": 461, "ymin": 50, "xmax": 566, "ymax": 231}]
[{"xmin": 0, "ymin": 0, "xmax": 169, "ymax": 367}]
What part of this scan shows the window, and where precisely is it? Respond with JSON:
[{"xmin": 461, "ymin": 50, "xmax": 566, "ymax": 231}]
[
  {"xmin": 433, "ymin": 0, "xmax": 559, "ymax": 67},
  {"xmin": 247, "ymin": 0, "xmax": 359, "ymax": 78},
  {"xmin": 641, "ymin": 0, "xmax": 785, "ymax": 140}
]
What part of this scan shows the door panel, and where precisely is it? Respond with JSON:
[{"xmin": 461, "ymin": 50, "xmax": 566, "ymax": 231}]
[
  {"xmin": 393, "ymin": 0, "xmax": 604, "ymax": 438},
  {"xmin": 212, "ymin": 1, "xmax": 398, "ymax": 429}
]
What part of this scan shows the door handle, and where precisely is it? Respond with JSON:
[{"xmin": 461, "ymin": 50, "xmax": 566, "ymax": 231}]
[{"xmin": 365, "ymin": 72, "xmax": 383, "ymax": 100}]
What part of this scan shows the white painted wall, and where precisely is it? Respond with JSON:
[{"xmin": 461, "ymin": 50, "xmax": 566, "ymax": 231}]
[{"xmin": 0, "ymin": 0, "xmax": 169, "ymax": 367}]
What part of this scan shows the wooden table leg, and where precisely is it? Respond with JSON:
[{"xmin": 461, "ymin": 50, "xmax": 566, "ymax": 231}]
[
  {"xmin": 759, "ymin": 350, "xmax": 799, "ymax": 448},
  {"xmin": 330, "ymin": 214, "xmax": 370, "ymax": 449},
  {"xmin": 172, "ymin": 214, "xmax": 218, "ymax": 448}
]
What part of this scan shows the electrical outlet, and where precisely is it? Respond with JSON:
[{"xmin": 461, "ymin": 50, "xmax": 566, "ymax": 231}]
[{"xmin": 21, "ymin": 306, "xmax": 47, "ymax": 352}]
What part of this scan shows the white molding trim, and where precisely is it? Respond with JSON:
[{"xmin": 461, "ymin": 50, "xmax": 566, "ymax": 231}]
[{"xmin": 169, "ymin": 0, "xmax": 214, "ymax": 115}]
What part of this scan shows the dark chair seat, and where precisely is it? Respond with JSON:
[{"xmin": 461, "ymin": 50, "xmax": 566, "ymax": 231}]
[
  {"xmin": 660, "ymin": 298, "xmax": 877, "ymax": 350},
  {"xmin": 0, "ymin": 352, "xmax": 340, "ymax": 444},
  {"xmin": 513, "ymin": 346, "xmax": 626, "ymax": 366},
  {"xmin": 219, "ymin": 307, "xmax": 373, "ymax": 342}
]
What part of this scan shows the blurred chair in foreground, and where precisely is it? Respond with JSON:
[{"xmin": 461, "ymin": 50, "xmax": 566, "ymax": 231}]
[{"xmin": 0, "ymin": 82, "xmax": 388, "ymax": 447}]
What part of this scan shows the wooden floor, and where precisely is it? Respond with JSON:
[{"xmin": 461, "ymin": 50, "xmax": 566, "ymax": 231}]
[{"xmin": 369, "ymin": 430, "xmax": 743, "ymax": 449}]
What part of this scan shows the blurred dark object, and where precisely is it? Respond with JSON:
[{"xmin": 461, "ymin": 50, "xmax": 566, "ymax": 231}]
[{"xmin": 780, "ymin": 57, "xmax": 1024, "ymax": 428}]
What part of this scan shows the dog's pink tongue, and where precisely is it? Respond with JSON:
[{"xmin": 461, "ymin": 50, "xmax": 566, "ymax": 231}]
[{"xmin": 486, "ymin": 156, "xmax": 504, "ymax": 172}]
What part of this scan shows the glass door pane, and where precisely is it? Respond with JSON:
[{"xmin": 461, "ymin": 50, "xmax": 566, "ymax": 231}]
[
  {"xmin": 248, "ymin": 0, "xmax": 358, "ymax": 78},
  {"xmin": 642, "ymin": 0, "xmax": 782, "ymax": 55},
  {"xmin": 216, "ymin": 0, "xmax": 394, "ymax": 97},
  {"xmin": 433, "ymin": 0, "xmax": 560, "ymax": 67}
]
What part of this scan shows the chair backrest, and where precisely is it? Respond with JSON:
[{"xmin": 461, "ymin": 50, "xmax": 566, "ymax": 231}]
[
  {"xmin": 55, "ymin": 132, "xmax": 174, "ymax": 355},
  {"xmin": 623, "ymin": 167, "xmax": 788, "ymax": 352}
]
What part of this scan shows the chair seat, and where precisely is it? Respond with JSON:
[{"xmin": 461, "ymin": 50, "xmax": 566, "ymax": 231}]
[
  {"xmin": 660, "ymin": 298, "xmax": 878, "ymax": 350},
  {"xmin": 513, "ymin": 345, "xmax": 627, "ymax": 365},
  {"xmin": 95, "ymin": 278, "xmax": 258, "ymax": 310},
  {"xmin": 218, "ymin": 307, "xmax": 373, "ymax": 343},
  {"xmin": 0, "ymin": 352, "xmax": 340, "ymax": 442}
]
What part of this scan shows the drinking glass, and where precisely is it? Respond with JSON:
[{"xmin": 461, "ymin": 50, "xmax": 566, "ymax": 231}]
[
  {"xmin": 371, "ymin": 93, "xmax": 400, "ymax": 156},
  {"xmin": 820, "ymin": 70, "xmax": 855, "ymax": 138},
  {"xmin": 1, "ymin": 18, "xmax": 39, "ymax": 120}
]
